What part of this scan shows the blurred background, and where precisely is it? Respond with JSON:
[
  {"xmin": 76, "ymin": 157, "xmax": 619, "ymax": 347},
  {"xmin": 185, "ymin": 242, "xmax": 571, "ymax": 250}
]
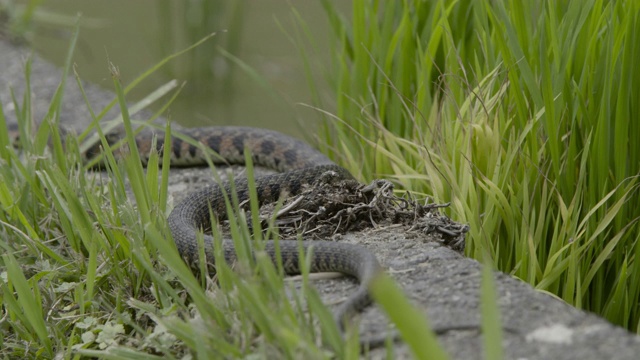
[{"xmin": 1, "ymin": 0, "xmax": 350, "ymax": 138}]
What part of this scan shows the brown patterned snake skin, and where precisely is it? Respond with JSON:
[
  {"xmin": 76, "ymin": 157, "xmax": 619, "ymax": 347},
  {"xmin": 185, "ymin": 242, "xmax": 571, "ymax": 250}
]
[
  {"xmin": 9, "ymin": 122, "xmax": 383, "ymax": 327},
  {"xmin": 78, "ymin": 125, "xmax": 382, "ymax": 331},
  {"xmin": 162, "ymin": 126, "xmax": 383, "ymax": 327},
  {"xmin": 10, "ymin": 124, "xmax": 383, "ymax": 333},
  {"xmin": 8, "ymin": 123, "xmax": 382, "ymax": 327}
]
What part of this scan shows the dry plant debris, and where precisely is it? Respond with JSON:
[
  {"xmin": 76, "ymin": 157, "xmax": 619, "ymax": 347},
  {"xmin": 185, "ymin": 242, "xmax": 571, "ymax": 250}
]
[{"xmin": 236, "ymin": 171, "xmax": 469, "ymax": 253}]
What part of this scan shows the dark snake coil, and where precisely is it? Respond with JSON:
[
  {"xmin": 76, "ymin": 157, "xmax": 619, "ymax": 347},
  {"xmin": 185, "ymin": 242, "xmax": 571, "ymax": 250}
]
[
  {"xmin": 9, "ymin": 122, "xmax": 384, "ymax": 337},
  {"xmin": 158, "ymin": 126, "xmax": 383, "ymax": 326}
]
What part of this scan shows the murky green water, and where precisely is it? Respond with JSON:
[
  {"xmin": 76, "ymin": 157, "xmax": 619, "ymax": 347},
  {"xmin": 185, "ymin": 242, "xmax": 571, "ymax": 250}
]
[{"xmin": 30, "ymin": 0, "xmax": 349, "ymax": 138}]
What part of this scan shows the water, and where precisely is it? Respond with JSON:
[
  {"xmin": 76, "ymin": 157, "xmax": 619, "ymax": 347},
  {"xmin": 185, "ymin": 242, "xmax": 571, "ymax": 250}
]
[{"xmin": 30, "ymin": 0, "xmax": 349, "ymax": 138}]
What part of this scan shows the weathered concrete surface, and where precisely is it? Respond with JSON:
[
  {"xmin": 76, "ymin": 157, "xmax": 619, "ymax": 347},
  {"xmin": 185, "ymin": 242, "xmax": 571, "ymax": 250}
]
[{"xmin": 3, "ymin": 38, "xmax": 640, "ymax": 359}]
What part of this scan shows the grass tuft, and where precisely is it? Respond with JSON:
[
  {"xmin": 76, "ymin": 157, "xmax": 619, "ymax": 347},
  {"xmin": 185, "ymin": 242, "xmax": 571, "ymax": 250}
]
[{"xmin": 314, "ymin": 0, "xmax": 640, "ymax": 333}]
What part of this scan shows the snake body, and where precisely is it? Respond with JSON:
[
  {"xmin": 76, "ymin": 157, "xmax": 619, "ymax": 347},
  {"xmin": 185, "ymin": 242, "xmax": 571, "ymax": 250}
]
[
  {"xmin": 156, "ymin": 126, "xmax": 383, "ymax": 325},
  {"xmin": 9, "ymin": 123, "xmax": 382, "ymax": 326}
]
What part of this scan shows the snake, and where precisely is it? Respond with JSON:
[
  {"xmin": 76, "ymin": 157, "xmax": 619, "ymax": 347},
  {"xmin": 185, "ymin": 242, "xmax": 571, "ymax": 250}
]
[
  {"xmin": 8, "ymin": 123, "xmax": 382, "ymax": 332},
  {"xmin": 160, "ymin": 126, "xmax": 383, "ymax": 326},
  {"xmin": 7, "ymin": 123, "xmax": 384, "ymax": 342},
  {"xmin": 66, "ymin": 125, "xmax": 381, "ymax": 329}
]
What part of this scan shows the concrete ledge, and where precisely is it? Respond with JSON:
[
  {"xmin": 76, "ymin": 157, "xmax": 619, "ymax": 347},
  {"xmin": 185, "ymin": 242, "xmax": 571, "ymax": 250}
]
[{"xmin": 3, "ymin": 38, "xmax": 640, "ymax": 359}]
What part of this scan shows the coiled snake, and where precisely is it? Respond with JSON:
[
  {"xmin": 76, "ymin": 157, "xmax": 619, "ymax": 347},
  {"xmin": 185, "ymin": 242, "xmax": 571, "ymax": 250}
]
[
  {"xmin": 161, "ymin": 126, "xmax": 383, "ymax": 326},
  {"xmin": 10, "ymin": 123, "xmax": 383, "ymax": 328}
]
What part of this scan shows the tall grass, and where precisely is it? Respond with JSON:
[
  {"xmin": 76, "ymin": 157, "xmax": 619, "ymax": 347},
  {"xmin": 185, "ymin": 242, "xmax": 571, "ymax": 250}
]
[{"xmin": 317, "ymin": 0, "xmax": 640, "ymax": 331}]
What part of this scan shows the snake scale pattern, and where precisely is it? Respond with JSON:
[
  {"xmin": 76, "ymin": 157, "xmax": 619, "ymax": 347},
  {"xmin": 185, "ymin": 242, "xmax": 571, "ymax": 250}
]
[{"xmin": 107, "ymin": 126, "xmax": 383, "ymax": 326}]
